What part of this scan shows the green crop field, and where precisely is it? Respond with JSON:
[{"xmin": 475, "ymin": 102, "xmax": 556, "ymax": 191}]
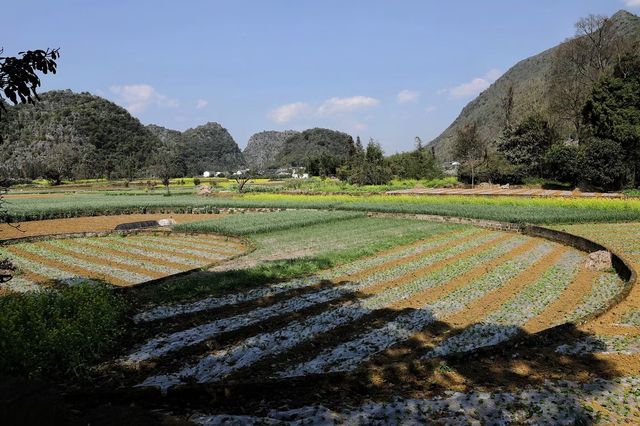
[
  {"xmin": 7, "ymin": 191, "xmax": 640, "ymax": 224},
  {"xmin": 173, "ymin": 209, "xmax": 364, "ymax": 235}
]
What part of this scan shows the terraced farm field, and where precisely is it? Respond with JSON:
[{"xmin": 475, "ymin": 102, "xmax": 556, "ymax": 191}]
[
  {"xmin": 0, "ymin": 233, "xmax": 248, "ymax": 291},
  {"xmin": 122, "ymin": 227, "xmax": 624, "ymax": 405},
  {"xmin": 3, "ymin": 211, "xmax": 638, "ymax": 423}
]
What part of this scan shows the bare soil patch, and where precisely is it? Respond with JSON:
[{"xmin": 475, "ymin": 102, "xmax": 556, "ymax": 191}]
[{"xmin": 0, "ymin": 213, "xmax": 225, "ymax": 240}]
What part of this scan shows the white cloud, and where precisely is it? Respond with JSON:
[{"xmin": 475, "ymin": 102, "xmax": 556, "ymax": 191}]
[
  {"xmin": 446, "ymin": 69, "xmax": 502, "ymax": 99},
  {"xmin": 268, "ymin": 95, "xmax": 379, "ymax": 123},
  {"xmin": 196, "ymin": 99, "xmax": 209, "ymax": 109},
  {"xmin": 317, "ymin": 96, "xmax": 380, "ymax": 115},
  {"xmin": 425, "ymin": 105, "xmax": 437, "ymax": 114},
  {"xmin": 353, "ymin": 122, "xmax": 367, "ymax": 131},
  {"xmin": 397, "ymin": 89, "xmax": 420, "ymax": 104},
  {"xmin": 624, "ymin": 0, "xmax": 640, "ymax": 7},
  {"xmin": 267, "ymin": 102, "xmax": 311, "ymax": 123},
  {"xmin": 109, "ymin": 84, "xmax": 178, "ymax": 114}
]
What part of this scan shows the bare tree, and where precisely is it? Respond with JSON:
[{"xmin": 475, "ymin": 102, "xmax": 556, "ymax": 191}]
[
  {"xmin": 548, "ymin": 39, "xmax": 591, "ymax": 139},
  {"xmin": 574, "ymin": 15, "xmax": 624, "ymax": 81},
  {"xmin": 548, "ymin": 14, "xmax": 627, "ymax": 139},
  {"xmin": 235, "ymin": 171, "xmax": 252, "ymax": 193},
  {"xmin": 454, "ymin": 123, "xmax": 487, "ymax": 188},
  {"xmin": 501, "ymin": 84, "xmax": 514, "ymax": 130}
]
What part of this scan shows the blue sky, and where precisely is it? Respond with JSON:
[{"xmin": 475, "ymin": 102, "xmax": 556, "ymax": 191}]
[{"xmin": 4, "ymin": 0, "xmax": 638, "ymax": 153}]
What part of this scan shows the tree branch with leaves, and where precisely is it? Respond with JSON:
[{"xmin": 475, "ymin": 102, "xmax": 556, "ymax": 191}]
[
  {"xmin": 0, "ymin": 48, "xmax": 60, "ymax": 121},
  {"xmin": 0, "ymin": 47, "xmax": 60, "ymax": 283}
]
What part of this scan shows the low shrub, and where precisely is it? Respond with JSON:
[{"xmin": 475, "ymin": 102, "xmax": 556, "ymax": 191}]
[{"xmin": 0, "ymin": 283, "xmax": 127, "ymax": 380}]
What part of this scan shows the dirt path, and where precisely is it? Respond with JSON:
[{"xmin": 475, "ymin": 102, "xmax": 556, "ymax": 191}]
[
  {"xmin": 0, "ymin": 213, "xmax": 224, "ymax": 240},
  {"xmin": 387, "ymin": 187, "xmax": 624, "ymax": 198}
]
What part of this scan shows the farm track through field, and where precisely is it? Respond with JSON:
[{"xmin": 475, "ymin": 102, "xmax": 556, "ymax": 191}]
[
  {"xmin": 5, "ymin": 212, "xmax": 635, "ymax": 423},
  {"xmin": 2, "ymin": 213, "xmax": 630, "ymax": 424},
  {"xmin": 0, "ymin": 213, "xmax": 227, "ymax": 240}
]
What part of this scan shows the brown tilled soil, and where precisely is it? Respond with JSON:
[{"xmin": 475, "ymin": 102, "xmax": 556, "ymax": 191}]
[
  {"xmin": 0, "ymin": 213, "xmax": 225, "ymax": 240},
  {"xmin": 523, "ymin": 265, "xmax": 598, "ymax": 333}
]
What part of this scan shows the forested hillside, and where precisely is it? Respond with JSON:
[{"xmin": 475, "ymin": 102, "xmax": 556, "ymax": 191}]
[
  {"xmin": 274, "ymin": 128, "xmax": 355, "ymax": 167},
  {"xmin": 429, "ymin": 10, "xmax": 640, "ymax": 160},
  {"xmin": 0, "ymin": 90, "xmax": 160, "ymax": 180},
  {"xmin": 0, "ymin": 92, "xmax": 247, "ymax": 181},
  {"xmin": 179, "ymin": 123, "xmax": 245, "ymax": 175}
]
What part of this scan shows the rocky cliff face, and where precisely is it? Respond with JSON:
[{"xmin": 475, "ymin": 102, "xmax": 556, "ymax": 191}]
[
  {"xmin": 428, "ymin": 10, "xmax": 640, "ymax": 160},
  {"xmin": 243, "ymin": 130, "xmax": 300, "ymax": 168}
]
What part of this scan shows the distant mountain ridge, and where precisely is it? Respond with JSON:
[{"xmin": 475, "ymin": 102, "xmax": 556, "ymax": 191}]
[
  {"xmin": 274, "ymin": 128, "xmax": 355, "ymax": 167},
  {"xmin": 0, "ymin": 90, "xmax": 246, "ymax": 179},
  {"xmin": 428, "ymin": 10, "xmax": 640, "ymax": 160},
  {"xmin": 0, "ymin": 89, "xmax": 356, "ymax": 179}
]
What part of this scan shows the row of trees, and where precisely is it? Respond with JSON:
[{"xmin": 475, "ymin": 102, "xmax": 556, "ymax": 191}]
[{"xmin": 302, "ymin": 136, "xmax": 443, "ymax": 186}]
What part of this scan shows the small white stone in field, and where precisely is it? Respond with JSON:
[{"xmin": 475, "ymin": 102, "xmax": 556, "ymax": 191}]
[{"xmin": 157, "ymin": 218, "xmax": 177, "ymax": 227}]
